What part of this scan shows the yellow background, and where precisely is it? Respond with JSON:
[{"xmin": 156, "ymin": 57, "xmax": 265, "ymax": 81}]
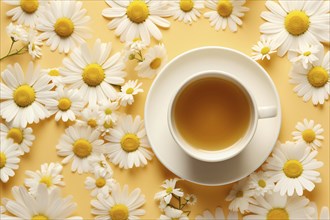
[{"xmin": 1, "ymin": 0, "xmax": 329, "ymax": 219}]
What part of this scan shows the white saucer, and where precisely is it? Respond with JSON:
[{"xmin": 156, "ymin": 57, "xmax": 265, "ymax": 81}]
[{"xmin": 145, "ymin": 47, "xmax": 281, "ymax": 186}]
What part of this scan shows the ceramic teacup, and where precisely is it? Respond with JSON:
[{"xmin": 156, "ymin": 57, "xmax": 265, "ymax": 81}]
[{"xmin": 168, "ymin": 70, "xmax": 277, "ymax": 162}]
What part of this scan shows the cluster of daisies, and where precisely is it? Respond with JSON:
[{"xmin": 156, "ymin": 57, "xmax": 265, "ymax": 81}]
[
  {"xmin": 251, "ymin": 0, "xmax": 329, "ymax": 106},
  {"xmin": 222, "ymin": 118, "xmax": 327, "ymax": 219},
  {"xmin": 153, "ymin": 119, "xmax": 328, "ymax": 220},
  {"xmin": 1, "ymin": 162, "xmax": 82, "ymax": 219},
  {"xmin": 0, "ymin": 37, "xmax": 165, "ymax": 184},
  {"xmin": 2, "ymin": 0, "xmax": 252, "ymax": 59},
  {"xmin": 0, "ymin": 162, "xmax": 147, "ymax": 220},
  {"xmin": 1, "ymin": 22, "xmax": 43, "ymax": 60},
  {"xmin": 154, "ymin": 178, "xmax": 197, "ymax": 220}
]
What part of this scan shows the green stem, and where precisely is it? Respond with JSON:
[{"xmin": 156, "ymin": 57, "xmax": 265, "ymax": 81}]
[
  {"xmin": 0, "ymin": 45, "xmax": 27, "ymax": 61},
  {"xmin": 134, "ymin": 57, "xmax": 144, "ymax": 62},
  {"xmin": 180, "ymin": 201, "xmax": 189, "ymax": 210},
  {"xmin": 7, "ymin": 40, "xmax": 15, "ymax": 55},
  {"xmin": 137, "ymin": 50, "xmax": 144, "ymax": 61},
  {"xmin": 183, "ymin": 210, "xmax": 191, "ymax": 216},
  {"xmin": 167, "ymin": 203, "xmax": 180, "ymax": 210}
]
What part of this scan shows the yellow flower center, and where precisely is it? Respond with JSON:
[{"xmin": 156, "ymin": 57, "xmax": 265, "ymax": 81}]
[
  {"xmin": 0, "ymin": 152, "xmax": 7, "ymax": 169},
  {"xmin": 126, "ymin": 0, "xmax": 149, "ymax": 24},
  {"xmin": 126, "ymin": 88, "xmax": 134, "ymax": 94},
  {"xmin": 48, "ymin": 69, "xmax": 60, "ymax": 76},
  {"xmin": 303, "ymin": 51, "xmax": 311, "ymax": 56},
  {"xmin": 103, "ymin": 121, "xmax": 113, "ymax": 129},
  {"xmin": 180, "ymin": 0, "xmax": 194, "ymax": 12},
  {"xmin": 73, "ymin": 139, "xmax": 92, "ymax": 158},
  {"xmin": 267, "ymin": 208, "xmax": 289, "ymax": 220},
  {"xmin": 20, "ymin": 0, "xmax": 39, "ymax": 14},
  {"xmin": 302, "ymin": 129, "xmax": 316, "ymax": 143},
  {"xmin": 39, "ymin": 176, "xmax": 52, "ymax": 187},
  {"xmin": 150, "ymin": 58, "xmax": 162, "ymax": 70},
  {"xmin": 166, "ymin": 187, "xmax": 173, "ymax": 194},
  {"xmin": 105, "ymin": 108, "xmax": 112, "ymax": 115},
  {"xmin": 13, "ymin": 85, "xmax": 36, "ymax": 107},
  {"xmin": 120, "ymin": 134, "xmax": 140, "ymax": 152},
  {"xmin": 31, "ymin": 215, "xmax": 49, "ymax": 220},
  {"xmin": 54, "ymin": 17, "xmax": 74, "ymax": 38},
  {"xmin": 58, "ymin": 98, "xmax": 72, "ymax": 111},
  {"xmin": 285, "ymin": 10, "xmax": 310, "ymax": 36},
  {"xmin": 83, "ymin": 64, "xmax": 105, "ymax": 87},
  {"xmin": 87, "ymin": 119, "xmax": 98, "ymax": 128},
  {"xmin": 95, "ymin": 177, "xmax": 106, "ymax": 188},
  {"xmin": 261, "ymin": 46, "xmax": 270, "ymax": 55},
  {"xmin": 7, "ymin": 128, "xmax": 24, "ymax": 144},
  {"xmin": 258, "ymin": 179, "xmax": 266, "ymax": 188},
  {"xmin": 236, "ymin": 190, "xmax": 243, "ymax": 198},
  {"xmin": 307, "ymin": 66, "xmax": 328, "ymax": 88},
  {"xmin": 217, "ymin": 0, "xmax": 233, "ymax": 18},
  {"xmin": 109, "ymin": 204, "xmax": 129, "ymax": 220},
  {"xmin": 283, "ymin": 160, "xmax": 303, "ymax": 178}
]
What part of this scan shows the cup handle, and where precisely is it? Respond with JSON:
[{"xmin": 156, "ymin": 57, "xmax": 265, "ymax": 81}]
[{"xmin": 258, "ymin": 106, "xmax": 277, "ymax": 119}]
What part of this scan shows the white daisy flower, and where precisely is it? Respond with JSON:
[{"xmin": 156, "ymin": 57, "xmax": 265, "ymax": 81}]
[
  {"xmin": 310, "ymin": 202, "xmax": 329, "ymax": 220},
  {"xmin": 196, "ymin": 207, "xmax": 239, "ymax": 220},
  {"xmin": 102, "ymin": 0, "xmax": 171, "ymax": 45},
  {"xmin": 27, "ymin": 29, "xmax": 43, "ymax": 60},
  {"xmin": 24, "ymin": 162, "xmax": 65, "ymax": 196},
  {"xmin": 169, "ymin": 0, "xmax": 204, "ymax": 24},
  {"xmin": 292, "ymin": 119, "xmax": 324, "ymax": 150},
  {"xmin": 154, "ymin": 178, "xmax": 184, "ymax": 204},
  {"xmin": 0, "ymin": 205, "xmax": 13, "ymax": 220},
  {"xmin": 98, "ymin": 118, "xmax": 114, "ymax": 136},
  {"xmin": 60, "ymin": 39, "xmax": 126, "ymax": 105},
  {"xmin": 87, "ymin": 154, "xmax": 113, "ymax": 176},
  {"xmin": 244, "ymin": 192, "xmax": 315, "ymax": 220},
  {"xmin": 76, "ymin": 105, "xmax": 101, "ymax": 129},
  {"xmin": 98, "ymin": 99, "xmax": 120, "ymax": 124},
  {"xmin": 158, "ymin": 199, "xmax": 167, "ymax": 211},
  {"xmin": 0, "ymin": 122, "xmax": 35, "ymax": 155},
  {"xmin": 185, "ymin": 194, "xmax": 197, "ymax": 206},
  {"xmin": 37, "ymin": 0, "xmax": 91, "ymax": 54},
  {"xmin": 127, "ymin": 39, "xmax": 148, "ymax": 52},
  {"xmin": 159, "ymin": 207, "xmax": 188, "ymax": 220},
  {"xmin": 225, "ymin": 178, "xmax": 254, "ymax": 213},
  {"xmin": 260, "ymin": 0, "xmax": 330, "ymax": 57},
  {"xmin": 56, "ymin": 125, "xmax": 105, "ymax": 174},
  {"xmin": 124, "ymin": 38, "xmax": 148, "ymax": 61},
  {"xmin": 248, "ymin": 171, "xmax": 274, "ymax": 197},
  {"xmin": 0, "ymin": 138, "xmax": 20, "ymax": 183},
  {"xmin": 0, "ymin": 62, "xmax": 54, "ymax": 128},
  {"xmin": 3, "ymin": 184, "xmax": 82, "ymax": 219},
  {"xmin": 135, "ymin": 44, "xmax": 167, "ymax": 78},
  {"xmin": 104, "ymin": 114, "xmax": 153, "ymax": 169},
  {"xmin": 251, "ymin": 35, "xmax": 277, "ymax": 61},
  {"xmin": 42, "ymin": 68, "xmax": 63, "ymax": 87},
  {"xmin": 3, "ymin": 0, "xmax": 45, "ymax": 27},
  {"xmin": 6, "ymin": 22, "xmax": 28, "ymax": 42},
  {"xmin": 289, "ymin": 44, "xmax": 322, "ymax": 69},
  {"xmin": 118, "ymin": 80, "xmax": 144, "ymax": 106},
  {"xmin": 263, "ymin": 141, "xmax": 323, "ymax": 196},
  {"xmin": 0, "ymin": 206, "xmax": 5, "ymax": 214},
  {"xmin": 91, "ymin": 183, "xmax": 146, "ymax": 220},
  {"xmin": 45, "ymin": 86, "xmax": 85, "ymax": 122},
  {"xmin": 204, "ymin": 0, "xmax": 249, "ymax": 32},
  {"xmin": 289, "ymin": 51, "xmax": 329, "ymax": 105},
  {"xmin": 85, "ymin": 169, "xmax": 116, "ymax": 197}
]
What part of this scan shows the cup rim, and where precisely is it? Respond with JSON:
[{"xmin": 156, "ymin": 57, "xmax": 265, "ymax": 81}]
[{"xmin": 167, "ymin": 70, "xmax": 259, "ymax": 162}]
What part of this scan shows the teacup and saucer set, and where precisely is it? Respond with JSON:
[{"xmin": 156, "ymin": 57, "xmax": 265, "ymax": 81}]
[{"xmin": 145, "ymin": 47, "xmax": 281, "ymax": 186}]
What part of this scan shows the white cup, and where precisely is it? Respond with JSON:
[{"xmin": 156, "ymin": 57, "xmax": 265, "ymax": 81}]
[{"xmin": 168, "ymin": 70, "xmax": 277, "ymax": 162}]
